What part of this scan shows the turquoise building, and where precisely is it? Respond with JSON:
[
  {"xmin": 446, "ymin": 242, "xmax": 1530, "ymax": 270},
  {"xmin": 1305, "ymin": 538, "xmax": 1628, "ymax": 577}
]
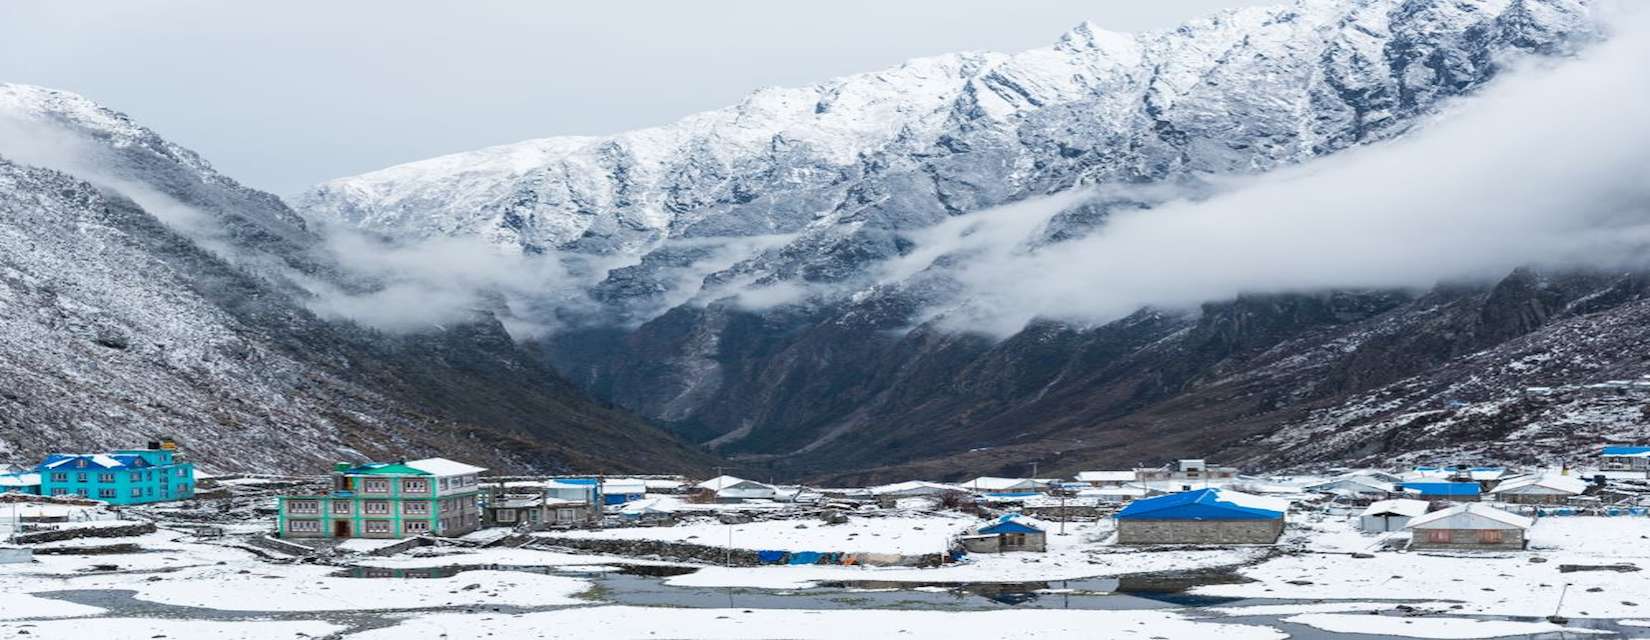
[
  {"xmin": 37, "ymin": 445, "xmax": 195, "ymax": 505},
  {"xmin": 276, "ymin": 458, "xmax": 486, "ymax": 539}
]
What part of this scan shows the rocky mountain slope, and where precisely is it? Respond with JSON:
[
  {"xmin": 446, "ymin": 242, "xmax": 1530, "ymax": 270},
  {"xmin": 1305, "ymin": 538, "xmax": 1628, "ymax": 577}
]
[
  {"xmin": 294, "ymin": 0, "xmax": 1641, "ymax": 482},
  {"xmin": 0, "ymin": 84, "xmax": 715, "ymax": 474}
]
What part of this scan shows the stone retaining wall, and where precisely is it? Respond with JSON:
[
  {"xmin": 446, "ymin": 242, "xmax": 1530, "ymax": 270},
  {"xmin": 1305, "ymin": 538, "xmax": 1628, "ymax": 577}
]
[{"xmin": 12, "ymin": 522, "xmax": 156, "ymax": 544}]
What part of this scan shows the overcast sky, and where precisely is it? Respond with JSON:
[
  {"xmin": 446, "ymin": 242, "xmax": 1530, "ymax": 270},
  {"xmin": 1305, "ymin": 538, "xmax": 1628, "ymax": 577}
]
[{"xmin": 0, "ymin": 1, "xmax": 1269, "ymax": 196}]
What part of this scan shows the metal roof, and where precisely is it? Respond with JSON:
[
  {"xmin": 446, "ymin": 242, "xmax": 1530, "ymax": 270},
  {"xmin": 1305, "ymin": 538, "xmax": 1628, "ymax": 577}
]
[{"xmin": 1115, "ymin": 488, "xmax": 1287, "ymax": 521}]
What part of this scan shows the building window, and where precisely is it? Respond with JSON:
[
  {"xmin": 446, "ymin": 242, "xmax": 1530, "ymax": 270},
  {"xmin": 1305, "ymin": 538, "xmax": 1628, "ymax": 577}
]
[
  {"xmin": 405, "ymin": 520, "xmax": 430, "ymax": 534},
  {"xmin": 177, "ymin": 468, "xmax": 188, "ymax": 478},
  {"xmin": 404, "ymin": 501, "xmax": 429, "ymax": 515},
  {"xmin": 496, "ymin": 509, "xmax": 517, "ymax": 522},
  {"xmin": 402, "ymin": 479, "xmax": 428, "ymax": 493},
  {"xmin": 76, "ymin": 473, "xmax": 88, "ymax": 483},
  {"xmin": 365, "ymin": 500, "xmax": 390, "ymax": 514},
  {"xmin": 363, "ymin": 479, "xmax": 389, "ymax": 493},
  {"xmin": 51, "ymin": 472, "xmax": 67, "ymax": 482},
  {"xmin": 51, "ymin": 488, "xmax": 68, "ymax": 496},
  {"xmin": 332, "ymin": 501, "xmax": 352, "ymax": 515},
  {"xmin": 289, "ymin": 500, "xmax": 320, "ymax": 514},
  {"xmin": 98, "ymin": 488, "xmax": 117, "ymax": 499},
  {"xmin": 287, "ymin": 519, "xmax": 320, "ymax": 533},
  {"xmin": 177, "ymin": 483, "xmax": 189, "ymax": 494},
  {"xmin": 1479, "ymin": 530, "xmax": 1504, "ymax": 544},
  {"xmin": 1425, "ymin": 530, "xmax": 1451, "ymax": 543},
  {"xmin": 129, "ymin": 487, "xmax": 143, "ymax": 498},
  {"xmin": 75, "ymin": 489, "xmax": 88, "ymax": 497},
  {"xmin": 365, "ymin": 520, "xmax": 391, "ymax": 534}
]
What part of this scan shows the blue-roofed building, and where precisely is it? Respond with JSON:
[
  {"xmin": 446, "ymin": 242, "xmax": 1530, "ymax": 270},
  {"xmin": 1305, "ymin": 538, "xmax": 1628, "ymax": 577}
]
[
  {"xmin": 961, "ymin": 514, "xmax": 1047, "ymax": 553},
  {"xmin": 1601, "ymin": 446, "xmax": 1650, "ymax": 472},
  {"xmin": 1115, "ymin": 488, "xmax": 1288, "ymax": 545},
  {"xmin": 1400, "ymin": 481, "xmax": 1481, "ymax": 502},
  {"xmin": 36, "ymin": 443, "xmax": 194, "ymax": 505}
]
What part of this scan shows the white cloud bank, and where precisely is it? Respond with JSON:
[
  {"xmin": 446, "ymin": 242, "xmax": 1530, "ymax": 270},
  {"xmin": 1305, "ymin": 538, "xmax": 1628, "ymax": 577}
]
[{"xmin": 891, "ymin": 7, "xmax": 1650, "ymax": 336}]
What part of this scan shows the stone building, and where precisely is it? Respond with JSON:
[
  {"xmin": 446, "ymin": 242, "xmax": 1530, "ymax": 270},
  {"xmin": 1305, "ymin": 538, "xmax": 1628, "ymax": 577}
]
[
  {"xmin": 960, "ymin": 514, "xmax": 1047, "ymax": 553},
  {"xmin": 1405, "ymin": 503, "xmax": 1532, "ymax": 550},
  {"xmin": 1115, "ymin": 488, "xmax": 1287, "ymax": 545},
  {"xmin": 1487, "ymin": 474, "xmax": 1588, "ymax": 505}
]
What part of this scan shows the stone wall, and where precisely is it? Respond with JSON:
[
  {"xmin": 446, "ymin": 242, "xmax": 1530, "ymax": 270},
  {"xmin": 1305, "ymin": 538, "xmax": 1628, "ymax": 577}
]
[
  {"xmin": 1409, "ymin": 528, "xmax": 1526, "ymax": 550},
  {"xmin": 11, "ymin": 522, "xmax": 155, "ymax": 544},
  {"xmin": 1116, "ymin": 518, "xmax": 1283, "ymax": 545}
]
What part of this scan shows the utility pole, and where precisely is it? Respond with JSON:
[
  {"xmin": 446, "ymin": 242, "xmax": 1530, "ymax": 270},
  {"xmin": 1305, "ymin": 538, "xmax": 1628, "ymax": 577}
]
[{"xmin": 1030, "ymin": 462, "xmax": 1039, "ymax": 480}]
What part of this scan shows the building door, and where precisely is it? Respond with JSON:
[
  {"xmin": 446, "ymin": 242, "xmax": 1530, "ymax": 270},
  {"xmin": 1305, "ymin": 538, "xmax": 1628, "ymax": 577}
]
[{"xmin": 334, "ymin": 520, "xmax": 351, "ymax": 538}]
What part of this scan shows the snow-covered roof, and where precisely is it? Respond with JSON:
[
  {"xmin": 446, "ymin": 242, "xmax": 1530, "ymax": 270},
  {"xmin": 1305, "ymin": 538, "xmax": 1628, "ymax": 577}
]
[
  {"xmin": 1076, "ymin": 486, "xmax": 1148, "ymax": 497},
  {"xmin": 1489, "ymin": 474, "xmax": 1588, "ymax": 496},
  {"xmin": 642, "ymin": 479, "xmax": 685, "ymax": 490},
  {"xmin": 696, "ymin": 475, "xmax": 763, "ymax": 490},
  {"xmin": 1405, "ymin": 503, "xmax": 1533, "ymax": 530},
  {"xmin": 602, "ymin": 479, "xmax": 647, "ymax": 494},
  {"xmin": 0, "ymin": 473, "xmax": 40, "ymax": 487},
  {"xmin": 1361, "ymin": 499, "xmax": 1430, "ymax": 518},
  {"xmin": 404, "ymin": 458, "xmax": 487, "ymax": 477},
  {"xmin": 869, "ymin": 480, "xmax": 965, "ymax": 496},
  {"xmin": 1306, "ymin": 475, "xmax": 1394, "ymax": 494},
  {"xmin": 1075, "ymin": 471, "xmax": 1136, "ymax": 483},
  {"xmin": 964, "ymin": 477, "xmax": 1043, "ymax": 491},
  {"xmin": 1116, "ymin": 488, "xmax": 1288, "ymax": 520}
]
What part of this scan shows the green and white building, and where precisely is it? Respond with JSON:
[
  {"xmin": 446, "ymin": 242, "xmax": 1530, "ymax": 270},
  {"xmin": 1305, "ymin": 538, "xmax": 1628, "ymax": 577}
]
[{"xmin": 276, "ymin": 458, "xmax": 485, "ymax": 539}]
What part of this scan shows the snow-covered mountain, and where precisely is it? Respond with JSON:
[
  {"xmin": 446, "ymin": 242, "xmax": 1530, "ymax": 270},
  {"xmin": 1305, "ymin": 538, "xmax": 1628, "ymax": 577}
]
[
  {"xmin": 0, "ymin": 84, "xmax": 713, "ymax": 474},
  {"xmin": 288, "ymin": 0, "xmax": 1638, "ymax": 481},
  {"xmin": 297, "ymin": 0, "xmax": 1595, "ymax": 323}
]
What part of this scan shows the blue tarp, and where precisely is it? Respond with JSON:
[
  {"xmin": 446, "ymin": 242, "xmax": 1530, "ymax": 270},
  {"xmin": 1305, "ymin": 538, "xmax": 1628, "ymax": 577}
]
[
  {"xmin": 788, "ymin": 552, "xmax": 822, "ymax": 565},
  {"xmin": 1602, "ymin": 446, "xmax": 1650, "ymax": 456},
  {"xmin": 1401, "ymin": 482, "xmax": 1480, "ymax": 496},
  {"xmin": 756, "ymin": 550, "xmax": 787, "ymax": 564},
  {"xmin": 1115, "ymin": 488, "xmax": 1284, "ymax": 521}
]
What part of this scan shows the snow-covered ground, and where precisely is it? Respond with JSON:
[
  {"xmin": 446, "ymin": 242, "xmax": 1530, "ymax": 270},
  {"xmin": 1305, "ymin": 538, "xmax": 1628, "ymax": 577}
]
[
  {"xmin": 1197, "ymin": 515, "xmax": 1650, "ymax": 619},
  {"xmin": 1, "ymin": 513, "xmax": 1646, "ymax": 638},
  {"xmin": 346, "ymin": 606, "xmax": 1289, "ymax": 640},
  {"xmin": 549, "ymin": 512, "xmax": 973, "ymax": 555}
]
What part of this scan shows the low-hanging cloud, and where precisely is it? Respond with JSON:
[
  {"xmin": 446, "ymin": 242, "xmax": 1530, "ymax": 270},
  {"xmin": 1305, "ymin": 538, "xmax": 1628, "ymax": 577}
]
[{"xmin": 887, "ymin": 7, "xmax": 1650, "ymax": 336}]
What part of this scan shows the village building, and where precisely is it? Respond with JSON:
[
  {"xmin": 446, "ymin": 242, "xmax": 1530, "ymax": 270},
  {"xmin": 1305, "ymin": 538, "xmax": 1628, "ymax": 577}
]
[
  {"xmin": 963, "ymin": 477, "xmax": 1047, "ymax": 494},
  {"xmin": 1306, "ymin": 474, "xmax": 1398, "ymax": 500},
  {"xmin": 694, "ymin": 475, "xmax": 776, "ymax": 502},
  {"xmin": 1600, "ymin": 446, "xmax": 1650, "ymax": 472},
  {"xmin": 959, "ymin": 514, "xmax": 1047, "ymax": 553},
  {"xmin": 483, "ymin": 494, "xmax": 595, "ymax": 529},
  {"xmin": 601, "ymin": 479, "xmax": 647, "ymax": 505},
  {"xmin": 1487, "ymin": 474, "xmax": 1589, "ymax": 504},
  {"xmin": 1132, "ymin": 460, "xmax": 1239, "ymax": 491},
  {"xmin": 1405, "ymin": 503, "xmax": 1533, "ymax": 550},
  {"xmin": 0, "ymin": 471, "xmax": 40, "ymax": 495},
  {"xmin": 1115, "ymin": 488, "xmax": 1288, "ymax": 545},
  {"xmin": 276, "ymin": 458, "xmax": 485, "ymax": 540},
  {"xmin": 1359, "ymin": 499, "xmax": 1431, "ymax": 532},
  {"xmin": 36, "ymin": 442, "xmax": 195, "ymax": 505},
  {"xmin": 546, "ymin": 478, "xmax": 601, "ymax": 504},
  {"xmin": 869, "ymin": 481, "xmax": 966, "ymax": 507},
  {"xmin": 1074, "ymin": 471, "xmax": 1137, "ymax": 487},
  {"xmin": 485, "ymin": 477, "xmax": 600, "ymax": 529},
  {"xmin": 1075, "ymin": 486, "xmax": 1148, "ymax": 503},
  {"xmin": 1400, "ymin": 481, "xmax": 1481, "ymax": 502}
]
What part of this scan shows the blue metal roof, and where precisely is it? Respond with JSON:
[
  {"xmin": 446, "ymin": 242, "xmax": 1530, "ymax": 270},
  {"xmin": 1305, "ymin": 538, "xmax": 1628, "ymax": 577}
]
[
  {"xmin": 1401, "ymin": 482, "xmax": 1480, "ymax": 496},
  {"xmin": 979, "ymin": 515, "xmax": 1044, "ymax": 535},
  {"xmin": 1115, "ymin": 488, "xmax": 1285, "ymax": 521},
  {"xmin": 1602, "ymin": 446, "xmax": 1650, "ymax": 456}
]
